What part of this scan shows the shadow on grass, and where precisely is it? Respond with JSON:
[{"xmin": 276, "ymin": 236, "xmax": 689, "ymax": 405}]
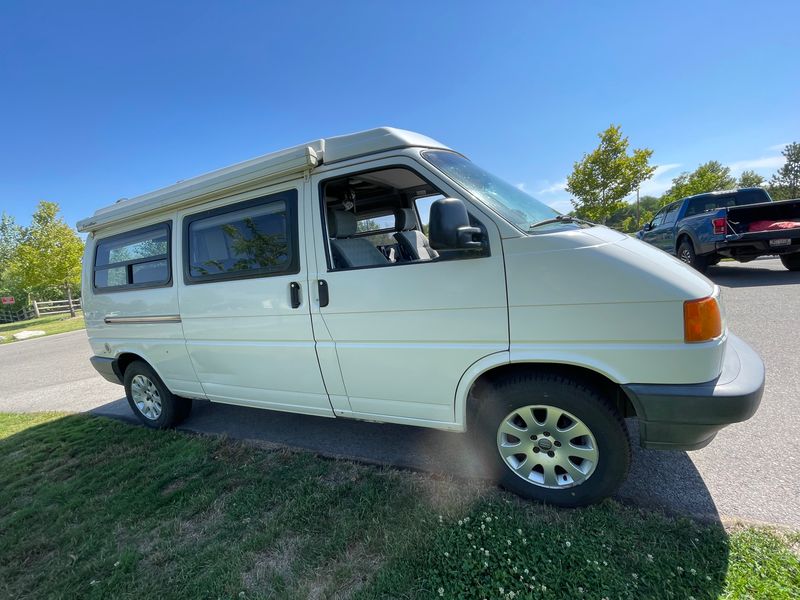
[{"xmin": 0, "ymin": 413, "xmax": 746, "ymax": 599}]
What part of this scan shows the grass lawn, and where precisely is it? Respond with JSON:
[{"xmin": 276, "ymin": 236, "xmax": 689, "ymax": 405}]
[
  {"xmin": 1, "ymin": 413, "xmax": 798, "ymax": 599},
  {"xmin": 0, "ymin": 311, "xmax": 85, "ymax": 344}
]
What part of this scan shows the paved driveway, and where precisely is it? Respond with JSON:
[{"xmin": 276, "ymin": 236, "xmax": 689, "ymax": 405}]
[{"xmin": 1, "ymin": 258, "xmax": 798, "ymax": 527}]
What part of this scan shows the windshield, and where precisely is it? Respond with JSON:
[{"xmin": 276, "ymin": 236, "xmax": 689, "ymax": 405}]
[{"xmin": 422, "ymin": 150, "xmax": 560, "ymax": 231}]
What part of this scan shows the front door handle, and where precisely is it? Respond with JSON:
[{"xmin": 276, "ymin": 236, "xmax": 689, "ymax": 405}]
[
  {"xmin": 289, "ymin": 282, "xmax": 301, "ymax": 309},
  {"xmin": 318, "ymin": 280, "xmax": 329, "ymax": 307}
]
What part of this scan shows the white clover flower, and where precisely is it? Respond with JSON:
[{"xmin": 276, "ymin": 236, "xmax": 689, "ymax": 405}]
[
  {"xmin": 507, "ymin": 539, "xmax": 512, "ymax": 546},
  {"xmin": 444, "ymin": 552, "xmax": 449, "ymax": 557},
  {"xmin": 632, "ymin": 573, "xmax": 638, "ymax": 579},
  {"xmin": 438, "ymin": 587, "xmax": 444, "ymax": 596},
  {"xmin": 485, "ymin": 550, "xmax": 490, "ymax": 556},
  {"xmin": 646, "ymin": 554, "xmax": 653, "ymax": 562},
  {"xmin": 498, "ymin": 587, "xmax": 504, "ymax": 594},
  {"xmin": 114, "ymin": 561, "xmax": 120, "ymax": 568},
  {"xmin": 706, "ymin": 575, "xmax": 712, "ymax": 581},
  {"xmin": 578, "ymin": 587, "xmax": 583, "ymax": 593},
  {"xmin": 565, "ymin": 541, "xmax": 571, "ymax": 548},
  {"xmin": 524, "ymin": 568, "xmax": 529, "ymax": 574},
  {"xmin": 677, "ymin": 566, "xmax": 684, "ymax": 573},
  {"xmin": 458, "ymin": 520, "xmax": 463, "ymax": 526},
  {"xmin": 690, "ymin": 568, "xmax": 696, "ymax": 575},
  {"xmin": 541, "ymin": 584, "xmax": 547, "ymax": 591},
  {"xmin": 484, "ymin": 561, "xmax": 489, "ymax": 567},
  {"xmin": 467, "ymin": 533, "xmax": 472, "ymax": 539},
  {"xmin": 517, "ymin": 528, "xmax": 523, "ymax": 535}
]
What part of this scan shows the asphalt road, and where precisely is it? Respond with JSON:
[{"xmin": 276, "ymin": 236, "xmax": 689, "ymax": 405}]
[{"xmin": 1, "ymin": 258, "xmax": 798, "ymax": 527}]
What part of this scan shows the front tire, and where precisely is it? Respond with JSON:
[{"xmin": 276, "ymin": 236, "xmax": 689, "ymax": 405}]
[
  {"xmin": 780, "ymin": 253, "xmax": 800, "ymax": 271},
  {"xmin": 123, "ymin": 361, "xmax": 192, "ymax": 429},
  {"xmin": 474, "ymin": 373, "xmax": 631, "ymax": 507},
  {"xmin": 678, "ymin": 239, "xmax": 708, "ymax": 273}
]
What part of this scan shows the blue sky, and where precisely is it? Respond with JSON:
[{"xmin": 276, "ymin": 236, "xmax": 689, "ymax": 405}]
[{"xmin": 1, "ymin": 1, "xmax": 798, "ymax": 228}]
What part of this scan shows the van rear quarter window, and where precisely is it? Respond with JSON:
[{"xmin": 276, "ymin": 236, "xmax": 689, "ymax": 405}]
[
  {"xmin": 93, "ymin": 223, "xmax": 171, "ymax": 291},
  {"xmin": 184, "ymin": 189, "xmax": 299, "ymax": 283}
]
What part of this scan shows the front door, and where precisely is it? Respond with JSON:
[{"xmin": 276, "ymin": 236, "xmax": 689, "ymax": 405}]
[
  {"xmin": 178, "ymin": 183, "xmax": 333, "ymax": 417},
  {"xmin": 308, "ymin": 157, "xmax": 509, "ymax": 425}
]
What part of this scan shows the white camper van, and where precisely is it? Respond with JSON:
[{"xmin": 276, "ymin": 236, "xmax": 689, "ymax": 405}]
[{"xmin": 78, "ymin": 128, "xmax": 764, "ymax": 506}]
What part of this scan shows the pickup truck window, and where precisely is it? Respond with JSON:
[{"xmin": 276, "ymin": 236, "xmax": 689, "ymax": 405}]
[
  {"xmin": 663, "ymin": 203, "xmax": 681, "ymax": 226},
  {"xmin": 650, "ymin": 208, "xmax": 666, "ymax": 228}
]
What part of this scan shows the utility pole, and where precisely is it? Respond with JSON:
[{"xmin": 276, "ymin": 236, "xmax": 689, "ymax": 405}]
[{"xmin": 636, "ymin": 187, "xmax": 640, "ymax": 230}]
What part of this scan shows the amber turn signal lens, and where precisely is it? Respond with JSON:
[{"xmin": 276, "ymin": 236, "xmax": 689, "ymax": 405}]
[{"xmin": 684, "ymin": 297, "xmax": 722, "ymax": 343}]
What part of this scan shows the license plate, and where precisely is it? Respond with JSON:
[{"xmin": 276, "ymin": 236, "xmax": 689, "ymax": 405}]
[{"xmin": 770, "ymin": 238, "xmax": 791, "ymax": 247}]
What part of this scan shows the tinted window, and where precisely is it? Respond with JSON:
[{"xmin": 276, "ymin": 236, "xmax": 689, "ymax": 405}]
[
  {"xmin": 662, "ymin": 203, "xmax": 681, "ymax": 226},
  {"xmin": 94, "ymin": 223, "xmax": 171, "ymax": 291},
  {"xmin": 650, "ymin": 209, "xmax": 666, "ymax": 228},
  {"xmin": 185, "ymin": 190, "xmax": 298, "ymax": 283}
]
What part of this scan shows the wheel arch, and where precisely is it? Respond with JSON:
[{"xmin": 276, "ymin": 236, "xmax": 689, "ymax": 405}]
[
  {"xmin": 675, "ymin": 230, "xmax": 697, "ymax": 254},
  {"xmin": 456, "ymin": 354, "xmax": 640, "ymax": 431}
]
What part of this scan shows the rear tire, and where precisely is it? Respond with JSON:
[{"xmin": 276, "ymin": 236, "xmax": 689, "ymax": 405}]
[
  {"xmin": 678, "ymin": 239, "xmax": 708, "ymax": 273},
  {"xmin": 780, "ymin": 253, "xmax": 800, "ymax": 271},
  {"xmin": 474, "ymin": 373, "xmax": 631, "ymax": 507},
  {"xmin": 123, "ymin": 361, "xmax": 192, "ymax": 429}
]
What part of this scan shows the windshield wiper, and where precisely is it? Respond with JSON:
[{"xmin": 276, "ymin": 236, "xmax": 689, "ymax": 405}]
[{"xmin": 527, "ymin": 215, "xmax": 594, "ymax": 230}]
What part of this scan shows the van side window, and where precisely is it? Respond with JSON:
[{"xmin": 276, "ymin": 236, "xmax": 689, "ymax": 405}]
[
  {"xmin": 321, "ymin": 167, "xmax": 487, "ymax": 270},
  {"xmin": 94, "ymin": 223, "xmax": 171, "ymax": 291},
  {"xmin": 184, "ymin": 190, "xmax": 299, "ymax": 284}
]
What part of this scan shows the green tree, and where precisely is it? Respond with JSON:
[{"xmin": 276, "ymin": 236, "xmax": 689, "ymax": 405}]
[
  {"xmin": 9, "ymin": 201, "xmax": 84, "ymax": 316},
  {"xmin": 769, "ymin": 142, "xmax": 800, "ymax": 200},
  {"xmin": 660, "ymin": 161, "xmax": 736, "ymax": 206},
  {"xmin": 737, "ymin": 170, "xmax": 765, "ymax": 189},
  {"xmin": 566, "ymin": 125, "xmax": 656, "ymax": 224},
  {"xmin": 0, "ymin": 213, "xmax": 22, "ymax": 288}
]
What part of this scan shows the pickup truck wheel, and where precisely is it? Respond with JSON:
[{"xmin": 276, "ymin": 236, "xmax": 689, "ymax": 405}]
[
  {"xmin": 475, "ymin": 373, "xmax": 631, "ymax": 507},
  {"xmin": 780, "ymin": 254, "xmax": 800, "ymax": 271},
  {"xmin": 123, "ymin": 361, "xmax": 192, "ymax": 429},
  {"xmin": 678, "ymin": 239, "xmax": 708, "ymax": 273}
]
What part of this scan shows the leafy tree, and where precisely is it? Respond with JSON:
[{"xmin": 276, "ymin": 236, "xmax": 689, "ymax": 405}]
[
  {"xmin": 604, "ymin": 195, "xmax": 660, "ymax": 232},
  {"xmin": 566, "ymin": 125, "xmax": 656, "ymax": 224},
  {"xmin": 737, "ymin": 170, "xmax": 765, "ymax": 189},
  {"xmin": 9, "ymin": 201, "xmax": 84, "ymax": 316},
  {"xmin": 660, "ymin": 161, "xmax": 736, "ymax": 206},
  {"xmin": 0, "ymin": 213, "xmax": 22, "ymax": 292},
  {"xmin": 769, "ymin": 142, "xmax": 800, "ymax": 200}
]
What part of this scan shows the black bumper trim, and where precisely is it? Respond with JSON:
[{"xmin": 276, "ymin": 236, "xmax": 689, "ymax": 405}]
[
  {"xmin": 622, "ymin": 333, "xmax": 764, "ymax": 450},
  {"xmin": 90, "ymin": 356, "xmax": 123, "ymax": 385}
]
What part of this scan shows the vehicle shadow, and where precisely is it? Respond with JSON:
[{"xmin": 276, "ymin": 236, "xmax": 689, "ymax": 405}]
[
  {"xmin": 706, "ymin": 260, "xmax": 800, "ymax": 288},
  {"xmin": 94, "ymin": 398, "xmax": 723, "ymax": 523}
]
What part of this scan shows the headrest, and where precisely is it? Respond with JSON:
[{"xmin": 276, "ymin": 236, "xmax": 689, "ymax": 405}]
[
  {"xmin": 395, "ymin": 208, "xmax": 418, "ymax": 231},
  {"xmin": 328, "ymin": 210, "xmax": 357, "ymax": 238}
]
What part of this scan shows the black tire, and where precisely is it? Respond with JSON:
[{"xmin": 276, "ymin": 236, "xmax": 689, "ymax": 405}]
[
  {"xmin": 706, "ymin": 254, "xmax": 721, "ymax": 267},
  {"xmin": 123, "ymin": 360, "xmax": 192, "ymax": 429},
  {"xmin": 780, "ymin": 253, "xmax": 800, "ymax": 271},
  {"xmin": 678, "ymin": 238, "xmax": 708, "ymax": 273},
  {"xmin": 474, "ymin": 373, "xmax": 631, "ymax": 507}
]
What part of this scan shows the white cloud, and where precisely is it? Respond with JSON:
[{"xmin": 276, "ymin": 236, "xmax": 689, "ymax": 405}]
[
  {"xmin": 545, "ymin": 198, "xmax": 573, "ymax": 213},
  {"xmin": 638, "ymin": 163, "xmax": 681, "ymax": 198},
  {"xmin": 537, "ymin": 180, "xmax": 567, "ymax": 195},
  {"xmin": 767, "ymin": 143, "xmax": 790, "ymax": 152},
  {"xmin": 727, "ymin": 155, "xmax": 785, "ymax": 174}
]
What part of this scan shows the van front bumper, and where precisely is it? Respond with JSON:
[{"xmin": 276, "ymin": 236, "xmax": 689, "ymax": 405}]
[{"xmin": 621, "ymin": 333, "xmax": 764, "ymax": 450}]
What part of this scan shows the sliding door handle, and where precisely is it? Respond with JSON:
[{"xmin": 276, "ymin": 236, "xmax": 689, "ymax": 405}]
[
  {"xmin": 289, "ymin": 282, "xmax": 301, "ymax": 309},
  {"xmin": 318, "ymin": 280, "xmax": 329, "ymax": 307}
]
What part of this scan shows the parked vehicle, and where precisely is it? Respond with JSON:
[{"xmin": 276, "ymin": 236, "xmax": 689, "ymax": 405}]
[
  {"xmin": 78, "ymin": 128, "xmax": 764, "ymax": 506},
  {"xmin": 637, "ymin": 188, "xmax": 800, "ymax": 272}
]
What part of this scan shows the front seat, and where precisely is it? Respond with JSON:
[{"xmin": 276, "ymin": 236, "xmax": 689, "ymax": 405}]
[
  {"xmin": 393, "ymin": 208, "xmax": 439, "ymax": 261},
  {"xmin": 328, "ymin": 210, "xmax": 389, "ymax": 268}
]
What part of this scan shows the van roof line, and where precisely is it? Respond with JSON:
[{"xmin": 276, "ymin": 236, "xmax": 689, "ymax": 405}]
[{"xmin": 76, "ymin": 127, "xmax": 451, "ymax": 233}]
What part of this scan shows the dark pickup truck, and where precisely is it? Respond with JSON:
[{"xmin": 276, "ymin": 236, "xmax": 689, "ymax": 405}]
[{"xmin": 637, "ymin": 188, "xmax": 800, "ymax": 272}]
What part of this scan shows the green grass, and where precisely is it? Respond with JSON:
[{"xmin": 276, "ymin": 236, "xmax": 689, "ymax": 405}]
[
  {"xmin": 0, "ymin": 311, "xmax": 85, "ymax": 343},
  {"xmin": 1, "ymin": 413, "xmax": 797, "ymax": 599}
]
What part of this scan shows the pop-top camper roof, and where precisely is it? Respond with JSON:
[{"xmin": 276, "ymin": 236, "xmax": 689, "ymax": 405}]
[{"xmin": 77, "ymin": 127, "xmax": 451, "ymax": 233}]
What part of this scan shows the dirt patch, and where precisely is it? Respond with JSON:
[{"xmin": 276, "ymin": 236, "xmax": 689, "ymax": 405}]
[
  {"xmin": 242, "ymin": 535, "xmax": 306, "ymax": 592},
  {"xmin": 307, "ymin": 541, "xmax": 383, "ymax": 600}
]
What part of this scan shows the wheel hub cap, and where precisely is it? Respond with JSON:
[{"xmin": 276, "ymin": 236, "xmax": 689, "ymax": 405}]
[
  {"xmin": 496, "ymin": 404, "xmax": 599, "ymax": 489},
  {"xmin": 131, "ymin": 374, "xmax": 162, "ymax": 420}
]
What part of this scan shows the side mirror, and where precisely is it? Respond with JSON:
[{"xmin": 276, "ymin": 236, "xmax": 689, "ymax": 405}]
[
  {"xmin": 429, "ymin": 198, "xmax": 483, "ymax": 250},
  {"xmin": 642, "ymin": 223, "xmax": 652, "ymax": 232}
]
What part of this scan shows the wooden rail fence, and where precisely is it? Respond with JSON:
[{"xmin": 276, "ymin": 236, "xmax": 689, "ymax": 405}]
[{"xmin": 0, "ymin": 298, "xmax": 81, "ymax": 324}]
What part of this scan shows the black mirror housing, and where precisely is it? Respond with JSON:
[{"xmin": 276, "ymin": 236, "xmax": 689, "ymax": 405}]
[{"xmin": 429, "ymin": 198, "xmax": 483, "ymax": 250}]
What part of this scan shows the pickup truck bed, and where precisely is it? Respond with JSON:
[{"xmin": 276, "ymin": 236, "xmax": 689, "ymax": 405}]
[{"xmin": 638, "ymin": 188, "xmax": 800, "ymax": 272}]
